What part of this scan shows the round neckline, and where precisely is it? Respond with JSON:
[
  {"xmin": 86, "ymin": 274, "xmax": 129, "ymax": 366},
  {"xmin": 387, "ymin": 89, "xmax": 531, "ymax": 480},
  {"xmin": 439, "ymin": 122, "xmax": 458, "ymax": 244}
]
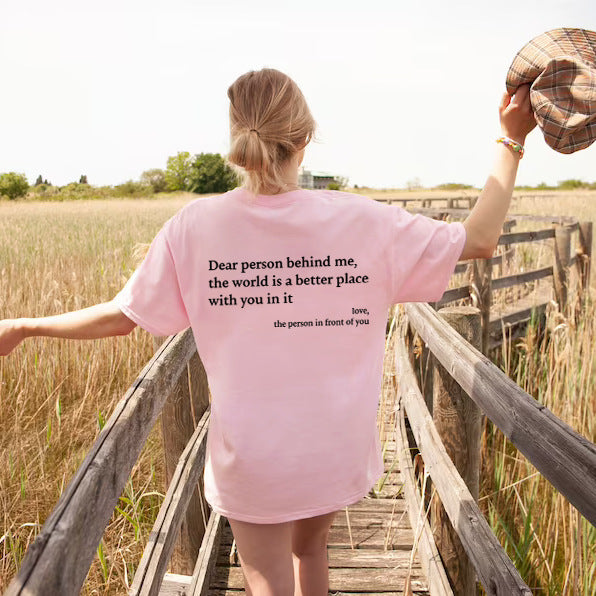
[{"xmin": 235, "ymin": 187, "xmax": 307, "ymax": 207}]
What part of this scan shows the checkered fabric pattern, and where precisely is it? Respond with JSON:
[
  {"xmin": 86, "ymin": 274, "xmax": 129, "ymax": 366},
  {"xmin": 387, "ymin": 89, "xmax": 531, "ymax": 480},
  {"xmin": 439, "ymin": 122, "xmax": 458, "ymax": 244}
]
[{"xmin": 506, "ymin": 28, "xmax": 596, "ymax": 154}]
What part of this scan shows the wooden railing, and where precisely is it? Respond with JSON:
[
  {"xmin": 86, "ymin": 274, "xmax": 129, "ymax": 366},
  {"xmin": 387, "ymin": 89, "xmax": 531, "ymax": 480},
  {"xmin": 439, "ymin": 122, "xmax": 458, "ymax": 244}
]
[
  {"xmin": 410, "ymin": 207, "xmax": 592, "ymax": 353},
  {"xmin": 5, "ymin": 330, "xmax": 212, "ymax": 596},
  {"xmin": 395, "ymin": 303, "xmax": 596, "ymax": 594}
]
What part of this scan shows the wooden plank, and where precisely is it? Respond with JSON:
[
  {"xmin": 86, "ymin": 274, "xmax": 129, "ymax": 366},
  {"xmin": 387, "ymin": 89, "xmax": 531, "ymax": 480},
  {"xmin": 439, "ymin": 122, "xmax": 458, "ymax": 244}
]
[
  {"xmin": 345, "ymin": 498, "xmax": 406, "ymax": 512},
  {"xmin": 218, "ymin": 547, "xmax": 422, "ymax": 569},
  {"xmin": 212, "ymin": 566, "xmax": 427, "ymax": 591},
  {"xmin": 578, "ymin": 221, "xmax": 593, "ymax": 293},
  {"xmin": 5, "ymin": 329, "xmax": 198, "ymax": 596},
  {"xmin": 131, "ymin": 409, "xmax": 210, "ymax": 596},
  {"xmin": 454, "ymin": 253, "xmax": 505, "ymax": 276},
  {"xmin": 436, "ymin": 285, "xmax": 470, "ymax": 306},
  {"xmin": 188, "ymin": 513, "xmax": 226, "ymax": 596},
  {"xmin": 405, "ymin": 302, "xmax": 596, "ymax": 526},
  {"xmin": 554, "ymin": 226, "xmax": 572, "ymax": 311},
  {"xmin": 473, "ymin": 260, "xmax": 492, "ymax": 354},
  {"xmin": 209, "ymin": 591, "xmax": 422, "ymax": 596},
  {"xmin": 432, "ymin": 307, "xmax": 482, "ymax": 594},
  {"xmin": 219, "ymin": 523, "xmax": 416, "ymax": 550},
  {"xmin": 491, "ymin": 266, "xmax": 553, "ymax": 291},
  {"xmin": 488, "ymin": 302, "xmax": 548, "ymax": 333},
  {"xmin": 155, "ymin": 339, "xmax": 211, "ymax": 575},
  {"xmin": 159, "ymin": 573, "xmax": 190, "ymax": 596},
  {"xmin": 395, "ymin": 335, "xmax": 532, "ymax": 594},
  {"xmin": 497, "ymin": 228, "xmax": 555, "ymax": 245},
  {"xmin": 396, "ymin": 397, "xmax": 454, "ymax": 595}
]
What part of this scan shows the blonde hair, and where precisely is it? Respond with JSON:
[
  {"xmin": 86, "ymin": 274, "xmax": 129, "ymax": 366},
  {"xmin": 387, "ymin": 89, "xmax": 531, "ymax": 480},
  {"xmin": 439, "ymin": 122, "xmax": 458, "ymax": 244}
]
[{"xmin": 227, "ymin": 68, "xmax": 315, "ymax": 195}]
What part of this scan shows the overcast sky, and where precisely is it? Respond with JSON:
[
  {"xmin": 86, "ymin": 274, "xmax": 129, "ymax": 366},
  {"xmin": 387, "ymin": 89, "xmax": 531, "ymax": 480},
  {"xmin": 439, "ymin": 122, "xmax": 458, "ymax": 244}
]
[{"xmin": 1, "ymin": 0, "xmax": 595, "ymax": 189}]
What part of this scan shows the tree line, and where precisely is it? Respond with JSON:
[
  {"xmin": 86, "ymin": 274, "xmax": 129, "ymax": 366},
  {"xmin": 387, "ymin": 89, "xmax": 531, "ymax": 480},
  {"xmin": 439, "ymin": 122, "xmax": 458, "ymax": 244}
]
[{"xmin": 0, "ymin": 152, "xmax": 239, "ymax": 200}]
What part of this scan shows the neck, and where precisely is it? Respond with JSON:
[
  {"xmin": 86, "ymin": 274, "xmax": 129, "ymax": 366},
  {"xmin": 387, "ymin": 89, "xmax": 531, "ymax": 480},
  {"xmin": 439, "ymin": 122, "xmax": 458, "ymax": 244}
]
[{"xmin": 278, "ymin": 157, "xmax": 300, "ymax": 191}]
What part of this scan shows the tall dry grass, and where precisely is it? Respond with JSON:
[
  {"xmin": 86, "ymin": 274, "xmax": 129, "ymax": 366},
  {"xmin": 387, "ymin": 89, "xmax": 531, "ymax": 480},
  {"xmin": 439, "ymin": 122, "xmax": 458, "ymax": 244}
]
[
  {"xmin": 1, "ymin": 191, "xmax": 595, "ymax": 594},
  {"xmin": 477, "ymin": 191, "xmax": 596, "ymax": 595},
  {"xmin": 0, "ymin": 197, "xmax": 192, "ymax": 594}
]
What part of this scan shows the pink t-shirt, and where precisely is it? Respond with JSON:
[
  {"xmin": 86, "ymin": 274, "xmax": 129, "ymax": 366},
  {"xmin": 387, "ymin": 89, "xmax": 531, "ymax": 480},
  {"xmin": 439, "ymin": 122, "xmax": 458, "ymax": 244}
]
[{"xmin": 114, "ymin": 188, "xmax": 465, "ymax": 523}]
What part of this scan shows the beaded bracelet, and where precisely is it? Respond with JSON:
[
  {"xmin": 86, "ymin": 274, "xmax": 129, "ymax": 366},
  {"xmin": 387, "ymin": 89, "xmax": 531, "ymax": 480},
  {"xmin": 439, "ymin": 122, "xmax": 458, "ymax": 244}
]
[{"xmin": 497, "ymin": 136, "xmax": 524, "ymax": 158}]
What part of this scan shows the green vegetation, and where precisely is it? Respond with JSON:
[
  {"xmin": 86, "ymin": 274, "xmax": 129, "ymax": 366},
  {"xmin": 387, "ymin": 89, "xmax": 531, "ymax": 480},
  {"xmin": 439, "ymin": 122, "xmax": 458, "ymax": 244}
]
[
  {"xmin": 0, "ymin": 172, "xmax": 29, "ymax": 200},
  {"xmin": 140, "ymin": 169, "xmax": 167, "ymax": 193},
  {"xmin": 515, "ymin": 178, "xmax": 596, "ymax": 191},
  {"xmin": 1, "ymin": 152, "xmax": 239, "ymax": 202},
  {"xmin": 188, "ymin": 153, "xmax": 239, "ymax": 193},
  {"xmin": 433, "ymin": 182, "xmax": 476, "ymax": 190},
  {"xmin": 164, "ymin": 151, "xmax": 193, "ymax": 191}
]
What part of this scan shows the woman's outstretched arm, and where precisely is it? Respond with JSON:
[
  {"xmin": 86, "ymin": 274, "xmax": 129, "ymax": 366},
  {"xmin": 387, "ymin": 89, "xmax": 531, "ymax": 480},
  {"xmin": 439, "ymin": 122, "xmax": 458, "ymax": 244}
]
[
  {"xmin": 0, "ymin": 301, "xmax": 137, "ymax": 356},
  {"xmin": 460, "ymin": 84, "xmax": 537, "ymax": 260}
]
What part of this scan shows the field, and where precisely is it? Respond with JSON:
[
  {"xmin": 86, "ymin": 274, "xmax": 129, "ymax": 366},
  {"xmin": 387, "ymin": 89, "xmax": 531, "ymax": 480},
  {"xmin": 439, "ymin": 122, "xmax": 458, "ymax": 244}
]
[{"xmin": 1, "ymin": 192, "xmax": 595, "ymax": 594}]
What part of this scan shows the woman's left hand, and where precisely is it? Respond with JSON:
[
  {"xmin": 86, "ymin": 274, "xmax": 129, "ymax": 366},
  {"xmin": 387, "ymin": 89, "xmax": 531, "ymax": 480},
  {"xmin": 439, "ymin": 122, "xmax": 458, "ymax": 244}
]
[{"xmin": 0, "ymin": 319, "xmax": 26, "ymax": 357}]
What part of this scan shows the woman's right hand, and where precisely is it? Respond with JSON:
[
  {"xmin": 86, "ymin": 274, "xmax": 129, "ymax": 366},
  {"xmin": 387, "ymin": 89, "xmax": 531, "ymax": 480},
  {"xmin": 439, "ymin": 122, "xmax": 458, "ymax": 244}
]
[{"xmin": 0, "ymin": 319, "xmax": 26, "ymax": 356}]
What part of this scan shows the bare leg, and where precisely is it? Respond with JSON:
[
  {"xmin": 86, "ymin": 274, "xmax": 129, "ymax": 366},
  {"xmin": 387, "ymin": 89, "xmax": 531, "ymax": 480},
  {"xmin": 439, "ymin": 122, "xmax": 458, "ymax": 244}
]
[
  {"xmin": 291, "ymin": 511, "xmax": 337, "ymax": 596},
  {"xmin": 228, "ymin": 517, "xmax": 294, "ymax": 596}
]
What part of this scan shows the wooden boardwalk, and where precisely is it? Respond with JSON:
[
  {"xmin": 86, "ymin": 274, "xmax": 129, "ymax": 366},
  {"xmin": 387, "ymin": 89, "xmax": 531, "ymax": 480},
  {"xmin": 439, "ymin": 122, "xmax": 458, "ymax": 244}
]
[{"xmin": 160, "ymin": 381, "xmax": 432, "ymax": 595}]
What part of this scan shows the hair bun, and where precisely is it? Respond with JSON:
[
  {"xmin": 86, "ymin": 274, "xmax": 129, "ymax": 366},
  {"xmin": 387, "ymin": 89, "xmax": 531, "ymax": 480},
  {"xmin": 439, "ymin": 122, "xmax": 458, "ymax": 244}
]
[{"xmin": 227, "ymin": 68, "xmax": 315, "ymax": 194}]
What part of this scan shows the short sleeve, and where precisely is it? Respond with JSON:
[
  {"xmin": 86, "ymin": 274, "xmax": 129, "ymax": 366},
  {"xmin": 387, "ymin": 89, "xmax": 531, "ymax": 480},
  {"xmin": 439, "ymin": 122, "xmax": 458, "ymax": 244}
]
[
  {"xmin": 389, "ymin": 208, "xmax": 466, "ymax": 304},
  {"xmin": 114, "ymin": 219, "xmax": 190, "ymax": 336}
]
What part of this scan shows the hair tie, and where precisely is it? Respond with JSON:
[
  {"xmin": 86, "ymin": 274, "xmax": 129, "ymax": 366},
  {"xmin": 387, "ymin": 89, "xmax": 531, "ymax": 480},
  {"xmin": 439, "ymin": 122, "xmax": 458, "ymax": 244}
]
[{"xmin": 249, "ymin": 128, "xmax": 260, "ymax": 136}]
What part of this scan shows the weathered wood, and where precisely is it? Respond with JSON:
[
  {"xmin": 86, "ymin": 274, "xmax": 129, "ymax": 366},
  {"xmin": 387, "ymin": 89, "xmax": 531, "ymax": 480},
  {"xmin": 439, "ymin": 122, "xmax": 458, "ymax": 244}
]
[
  {"xmin": 491, "ymin": 265, "xmax": 553, "ymax": 291},
  {"xmin": 212, "ymin": 566, "xmax": 427, "ymax": 591},
  {"xmin": 488, "ymin": 302, "xmax": 548, "ymax": 334},
  {"xmin": 159, "ymin": 573, "xmax": 190, "ymax": 596},
  {"xmin": 554, "ymin": 226, "xmax": 572, "ymax": 311},
  {"xmin": 210, "ymin": 592, "xmax": 416, "ymax": 596},
  {"xmin": 188, "ymin": 513, "xmax": 225, "ymax": 596},
  {"xmin": 405, "ymin": 302, "xmax": 596, "ymax": 526},
  {"xmin": 328, "ymin": 509, "xmax": 411, "ymax": 529},
  {"xmin": 432, "ymin": 307, "xmax": 482, "ymax": 595},
  {"xmin": 497, "ymin": 228, "xmax": 555, "ymax": 245},
  {"xmin": 6, "ymin": 329, "xmax": 198, "ymax": 596},
  {"xmin": 473, "ymin": 259, "xmax": 492, "ymax": 354},
  {"xmin": 218, "ymin": 547, "xmax": 422, "ymax": 569},
  {"xmin": 220, "ymin": 523, "xmax": 417, "ymax": 550},
  {"xmin": 131, "ymin": 409, "xmax": 210, "ymax": 596},
  {"xmin": 395, "ymin": 334, "xmax": 532, "ymax": 595},
  {"xmin": 155, "ymin": 335, "xmax": 211, "ymax": 575},
  {"xmin": 578, "ymin": 221, "xmax": 593, "ymax": 292},
  {"xmin": 453, "ymin": 253, "xmax": 507, "ymax": 276},
  {"xmin": 436, "ymin": 285, "xmax": 471, "ymax": 307},
  {"xmin": 396, "ymin": 402, "xmax": 454, "ymax": 595}
]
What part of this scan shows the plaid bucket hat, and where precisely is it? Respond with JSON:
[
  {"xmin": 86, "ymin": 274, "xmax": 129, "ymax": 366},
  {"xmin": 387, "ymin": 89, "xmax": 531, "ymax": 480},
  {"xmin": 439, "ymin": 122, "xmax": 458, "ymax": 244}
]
[{"xmin": 506, "ymin": 28, "xmax": 596, "ymax": 154}]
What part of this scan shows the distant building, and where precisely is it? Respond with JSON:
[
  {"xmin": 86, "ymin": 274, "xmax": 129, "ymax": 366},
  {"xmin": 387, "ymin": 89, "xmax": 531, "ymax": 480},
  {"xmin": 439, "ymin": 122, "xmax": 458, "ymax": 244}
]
[{"xmin": 299, "ymin": 168, "xmax": 338, "ymax": 190}]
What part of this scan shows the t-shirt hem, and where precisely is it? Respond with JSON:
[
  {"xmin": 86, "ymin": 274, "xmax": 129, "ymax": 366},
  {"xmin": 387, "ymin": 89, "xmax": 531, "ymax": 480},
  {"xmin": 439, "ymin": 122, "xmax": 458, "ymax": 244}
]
[{"xmin": 206, "ymin": 484, "xmax": 377, "ymax": 524}]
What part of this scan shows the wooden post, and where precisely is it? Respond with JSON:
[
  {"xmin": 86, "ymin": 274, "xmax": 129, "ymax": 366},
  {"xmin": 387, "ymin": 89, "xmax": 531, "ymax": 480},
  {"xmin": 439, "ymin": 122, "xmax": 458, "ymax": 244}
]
[
  {"xmin": 554, "ymin": 226, "xmax": 572, "ymax": 312},
  {"xmin": 578, "ymin": 221, "xmax": 593, "ymax": 294},
  {"xmin": 473, "ymin": 258, "xmax": 492, "ymax": 354},
  {"xmin": 431, "ymin": 306, "xmax": 482, "ymax": 596},
  {"xmin": 154, "ymin": 338, "xmax": 211, "ymax": 575},
  {"xmin": 447, "ymin": 198, "xmax": 454, "ymax": 210},
  {"xmin": 501, "ymin": 220, "xmax": 516, "ymax": 277}
]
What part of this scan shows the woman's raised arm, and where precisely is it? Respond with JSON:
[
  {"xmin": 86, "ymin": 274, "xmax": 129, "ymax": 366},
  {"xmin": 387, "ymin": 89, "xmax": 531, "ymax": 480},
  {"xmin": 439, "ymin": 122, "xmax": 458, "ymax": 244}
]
[
  {"xmin": 460, "ymin": 84, "xmax": 537, "ymax": 261},
  {"xmin": 0, "ymin": 301, "xmax": 137, "ymax": 357}
]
